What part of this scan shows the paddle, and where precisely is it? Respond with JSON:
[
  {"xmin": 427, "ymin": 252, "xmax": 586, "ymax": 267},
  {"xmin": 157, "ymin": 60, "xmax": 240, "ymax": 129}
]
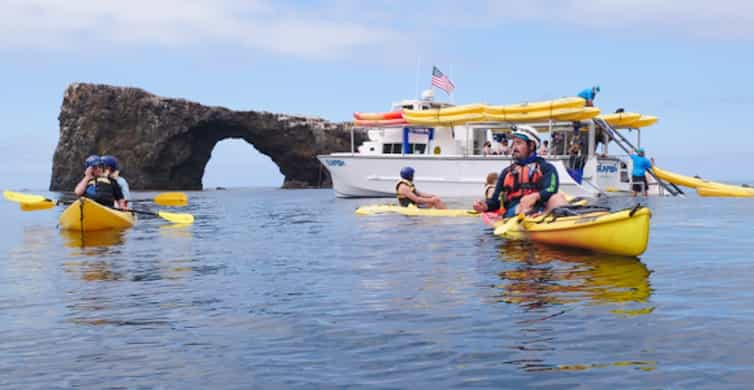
[
  {"xmin": 4, "ymin": 190, "xmax": 194, "ymax": 225},
  {"xmin": 4, "ymin": 189, "xmax": 187, "ymax": 207},
  {"xmin": 493, "ymin": 213, "xmax": 525, "ymax": 236},
  {"xmin": 133, "ymin": 192, "xmax": 189, "ymax": 207},
  {"xmin": 126, "ymin": 208, "xmax": 194, "ymax": 224}
]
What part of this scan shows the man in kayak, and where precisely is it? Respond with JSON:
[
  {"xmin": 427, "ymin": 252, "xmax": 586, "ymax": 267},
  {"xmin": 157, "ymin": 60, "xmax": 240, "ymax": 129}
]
[
  {"xmin": 630, "ymin": 147, "xmax": 653, "ymax": 197},
  {"xmin": 74, "ymin": 155, "xmax": 126, "ymax": 209},
  {"xmin": 577, "ymin": 85, "xmax": 600, "ymax": 106},
  {"xmin": 472, "ymin": 125, "xmax": 568, "ymax": 217},
  {"xmin": 396, "ymin": 166, "xmax": 447, "ymax": 209},
  {"xmin": 101, "ymin": 155, "xmax": 131, "ymax": 208}
]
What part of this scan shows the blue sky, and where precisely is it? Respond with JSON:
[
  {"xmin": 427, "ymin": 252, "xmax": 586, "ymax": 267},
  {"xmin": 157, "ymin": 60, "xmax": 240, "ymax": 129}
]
[{"xmin": 2, "ymin": 0, "xmax": 753, "ymax": 190}]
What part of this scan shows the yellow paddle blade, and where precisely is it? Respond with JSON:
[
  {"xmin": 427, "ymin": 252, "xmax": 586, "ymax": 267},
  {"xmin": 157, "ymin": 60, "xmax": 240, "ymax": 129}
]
[
  {"xmin": 4, "ymin": 190, "xmax": 47, "ymax": 204},
  {"xmin": 493, "ymin": 214, "xmax": 525, "ymax": 236},
  {"xmin": 19, "ymin": 200, "xmax": 57, "ymax": 211},
  {"xmin": 157, "ymin": 210, "xmax": 194, "ymax": 224},
  {"xmin": 153, "ymin": 192, "xmax": 188, "ymax": 207}
]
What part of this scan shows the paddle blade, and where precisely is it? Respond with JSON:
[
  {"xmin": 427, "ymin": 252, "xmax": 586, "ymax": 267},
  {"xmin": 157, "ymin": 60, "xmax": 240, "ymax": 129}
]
[
  {"xmin": 157, "ymin": 211, "xmax": 194, "ymax": 224},
  {"xmin": 20, "ymin": 200, "xmax": 57, "ymax": 211},
  {"xmin": 493, "ymin": 214, "xmax": 524, "ymax": 236},
  {"xmin": 153, "ymin": 192, "xmax": 188, "ymax": 207},
  {"xmin": 4, "ymin": 190, "xmax": 47, "ymax": 204}
]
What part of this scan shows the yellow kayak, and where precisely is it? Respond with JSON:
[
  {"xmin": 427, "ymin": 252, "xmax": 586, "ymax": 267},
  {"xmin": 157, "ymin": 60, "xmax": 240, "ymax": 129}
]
[
  {"xmin": 651, "ymin": 166, "xmax": 708, "ymax": 188},
  {"xmin": 493, "ymin": 206, "xmax": 651, "ymax": 257},
  {"xmin": 598, "ymin": 112, "xmax": 642, "ymax": 127},
  {"xmin": 613, "ymin": 115, "xmax": 658, "ymax": 129},
  {"xmin": 59, "ymin": 198, "xmax": 135, "ymax": 231},
  {"xmin": 697, "ymin": 184, "xmax": 754, "ymax": 197},
  {"xmin": 355, "ymin": 204, "xmax": 479, "ymax": 217}
]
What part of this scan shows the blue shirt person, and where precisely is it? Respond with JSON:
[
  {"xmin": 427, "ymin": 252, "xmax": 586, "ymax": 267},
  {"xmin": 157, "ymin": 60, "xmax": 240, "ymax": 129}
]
[
  {"xmin": 577, "ymin": 85, "xmax": 600, "ymax": 106},
  {"xmin": 630, "ymin": 148, "xmax": 653, "ymax": 197}
]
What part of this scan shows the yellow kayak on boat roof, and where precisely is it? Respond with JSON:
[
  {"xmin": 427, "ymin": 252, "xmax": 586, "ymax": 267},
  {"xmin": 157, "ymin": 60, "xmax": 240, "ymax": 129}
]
[
  {"xmin": 402, "ymin": 98, "xmax": 585, "ymax": 118},
  {"xmin": 59, "ymin": 197, "xmax": 135, "ymax": 231}
]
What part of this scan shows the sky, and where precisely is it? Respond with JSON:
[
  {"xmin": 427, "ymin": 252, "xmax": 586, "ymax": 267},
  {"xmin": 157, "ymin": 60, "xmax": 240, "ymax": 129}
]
[{"xmin": 1, "ymin": 0, "xmax": 754, "ymax": 190}]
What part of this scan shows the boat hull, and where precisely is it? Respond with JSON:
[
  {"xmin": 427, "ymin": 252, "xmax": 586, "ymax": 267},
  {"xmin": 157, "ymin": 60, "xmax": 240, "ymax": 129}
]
[{"xmin": 319, "ymin": 154, "xmax": 600, "ymax": 199}]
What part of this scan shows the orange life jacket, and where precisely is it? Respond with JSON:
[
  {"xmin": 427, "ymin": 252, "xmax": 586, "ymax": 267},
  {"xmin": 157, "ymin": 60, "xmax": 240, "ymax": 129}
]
[{"xmin": 502, "ymin": 163, "xmax": 543, "ymax": 204}]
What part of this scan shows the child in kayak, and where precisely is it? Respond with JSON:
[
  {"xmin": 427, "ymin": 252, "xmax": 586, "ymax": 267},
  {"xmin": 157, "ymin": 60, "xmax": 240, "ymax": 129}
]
[
  {"xmin": 396, "ymin": 166, "xmax": 446, "ymax": 209},
  {"xmin": 484, "ymin": 172, "xmax": 498, "ymax": 201},
  {"xmin": 74, "ymin": 155, "xmax": 126, "ymax": 209},
  {"xmin": 101, "ymin": 155, "xmax": 131, "ymax": 208}
]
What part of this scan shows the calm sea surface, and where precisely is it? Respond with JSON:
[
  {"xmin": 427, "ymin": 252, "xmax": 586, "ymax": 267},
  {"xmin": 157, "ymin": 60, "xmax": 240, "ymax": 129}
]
[{"xmin": 1, "ymin": 188, "xmax": 754, "ymax": 388}]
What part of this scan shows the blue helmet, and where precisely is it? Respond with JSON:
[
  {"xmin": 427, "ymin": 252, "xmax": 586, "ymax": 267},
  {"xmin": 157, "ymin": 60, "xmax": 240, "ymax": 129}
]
[
  {"xmin": 400, "ymin": 166, "xmax": 415, "ymax": 181},
  {"xmin": 101, "ymin": 155, "xmax": 118, "ymax": 170},
  {"xmin": 84, "ymin": 155, "xmax": 102, "ymax": 168},
  {"xmin": 636, "ymin": 147, "xmax": 645, "ymax": 154}
]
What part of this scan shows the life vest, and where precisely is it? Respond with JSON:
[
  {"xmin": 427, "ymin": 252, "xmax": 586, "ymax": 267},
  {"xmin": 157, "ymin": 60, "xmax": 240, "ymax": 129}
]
[
  {"xmin": 501, "ymin": 163, "xmax": 543, "ymax": 206},
  {"xmin": 484, "ymin": 184, "xmax": 495, "ymax": 200},
  {"xmin": 395, "ymin": 179, "xmax": 417, "ymax": 207},
  {"xmin": 85, "ymin": 176, "xmax": 116, "ymax": 206}
]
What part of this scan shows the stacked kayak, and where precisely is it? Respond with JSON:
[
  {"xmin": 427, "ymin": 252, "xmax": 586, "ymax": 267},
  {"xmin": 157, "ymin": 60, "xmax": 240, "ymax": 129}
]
[
  {"xmin": 59, "ymin": 197, "xmax": 135, "ymax": 231},
  {"xmin": 488, "ymin": 206, "xmax": 651, "ymax": 257},
  {"xmin": 353, "ymin": 111, "xmax": 407, "ymax": 127},
  {"xmin": 355, "ymin": 204, "xmax": 479, "ymax": 217},
  {"xmin": 400, "ymin": 97, "xmax": 603, "ymax": 126},
  {"xmin": 598, "ymin": 112, "xmax": 658, "ymax": 129}
]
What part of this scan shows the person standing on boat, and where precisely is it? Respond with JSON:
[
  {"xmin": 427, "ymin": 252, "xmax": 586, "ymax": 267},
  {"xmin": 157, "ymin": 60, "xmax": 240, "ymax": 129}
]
[
  {"xmin": 74, "ymin": 155, "xmax": 126, "ymax": 209},
  {"xmin": 472, "ymin": 126, "xmax": 568, "ymax": 217},
  {"xmin": 577, "ymin": 85, "xmax": 600, "ymax": 106},
  {"xmin": 396, "ymin": 167, "xmax": 447, "ymax": 209},
  {"xmin": 102, "ymin": 155, "xmax": 130, "ymax": 208},
  {"xmin": 630, "ymin": 148, "xmax": 653, "ymax": 197}
]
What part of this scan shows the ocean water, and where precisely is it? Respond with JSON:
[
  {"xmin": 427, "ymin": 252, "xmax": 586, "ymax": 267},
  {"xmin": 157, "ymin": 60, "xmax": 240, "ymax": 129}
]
[{"xmin": 1, "ymin": 188, "xmax": 754, "ymax": 389}]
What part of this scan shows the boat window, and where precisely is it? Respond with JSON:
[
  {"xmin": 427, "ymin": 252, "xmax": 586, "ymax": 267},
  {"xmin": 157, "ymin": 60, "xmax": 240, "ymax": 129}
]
[
  {"xmin": 402, "ymin": 104, "xmax": 414, "ymax": 110},
  {"xmin": 412, "ymin": 144, "xmax": 427, "ymax": 154},
  {"xmin": 421, "ymin": 104, "xmax": 430, "ymax": 110}
]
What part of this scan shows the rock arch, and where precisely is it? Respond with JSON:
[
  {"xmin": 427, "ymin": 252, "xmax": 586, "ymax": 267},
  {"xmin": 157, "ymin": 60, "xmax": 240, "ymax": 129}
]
[{"xmin": 50, "ymin": 83, "xmax": 364, "ymax": 191}]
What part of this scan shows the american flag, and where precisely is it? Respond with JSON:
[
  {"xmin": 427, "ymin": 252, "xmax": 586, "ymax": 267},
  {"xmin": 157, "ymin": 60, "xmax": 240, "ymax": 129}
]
[{"xmin": 431, "ymin": 66, "xmax": 455, "ymax": 94}]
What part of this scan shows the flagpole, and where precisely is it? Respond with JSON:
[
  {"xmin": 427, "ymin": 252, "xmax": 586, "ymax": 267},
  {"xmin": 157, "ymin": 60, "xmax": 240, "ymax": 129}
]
[{"xmin": 449, "ymin": 64, "xmax": 454, "ymax": 104}]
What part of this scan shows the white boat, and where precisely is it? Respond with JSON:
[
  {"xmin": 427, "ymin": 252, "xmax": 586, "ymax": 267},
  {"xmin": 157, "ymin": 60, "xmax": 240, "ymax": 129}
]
[{"xmin": 318, "ymin": 91, "xmax": 668, "ymax": 199}]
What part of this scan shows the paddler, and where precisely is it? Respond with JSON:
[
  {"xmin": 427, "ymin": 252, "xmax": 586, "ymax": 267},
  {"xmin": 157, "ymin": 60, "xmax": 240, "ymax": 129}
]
[
  {"xmin": 472, "ymin": 125, "xmax": 568, "ymax": 217},
  {"xmin": 101, "ymin": 155, "xmax": 131, "ymax": 208},
  {"xmin": 396, "ymin": 166, "xmax": 447, "ymax": 209},
  {"xmin": 74, "ymin": 155, "xmax": 126, "ymax": 209}
]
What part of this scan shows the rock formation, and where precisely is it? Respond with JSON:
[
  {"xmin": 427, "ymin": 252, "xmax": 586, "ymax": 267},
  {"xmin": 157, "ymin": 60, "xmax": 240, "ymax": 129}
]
[{"xmin": 50, "ymin": 83, "xmax": 365, "ymax": 190}]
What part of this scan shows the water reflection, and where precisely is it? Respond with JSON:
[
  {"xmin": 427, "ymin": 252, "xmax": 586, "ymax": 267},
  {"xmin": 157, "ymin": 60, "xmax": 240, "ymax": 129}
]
[
  {"xmin": 497, "ymin": 241, "xmax": 658, "ymax": 373},
  {"xmin": 60, "ymin": 229, "xmax": 125, "ymax": 250},
  {"xmin": 496, "ymin": 241, "xmax": 653, "ymax": 311}
]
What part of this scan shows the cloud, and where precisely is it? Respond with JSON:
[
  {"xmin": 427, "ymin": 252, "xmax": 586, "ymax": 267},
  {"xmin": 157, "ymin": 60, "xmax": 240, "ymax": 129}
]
[
  {"xmin": 0, "ymin": 0, "xmax": 404, "ymax": 57},
  {"xmin": 1, "ymin": 0, "xmax": 752, "ymax": 59},
  {"xmin": 483, "ymin": 0, "xmax": 754, "ymax": 40}
]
